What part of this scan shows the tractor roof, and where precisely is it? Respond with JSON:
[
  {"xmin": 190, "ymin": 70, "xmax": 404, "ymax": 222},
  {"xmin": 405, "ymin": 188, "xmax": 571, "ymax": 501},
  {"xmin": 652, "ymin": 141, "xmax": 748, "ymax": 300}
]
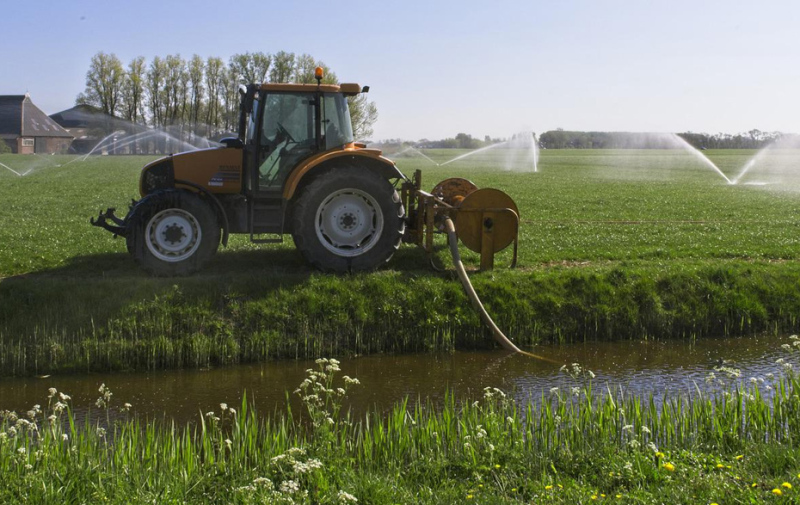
[{"xmin": 259, "ymin": 83, "xmax": 362, "ymax": 96}]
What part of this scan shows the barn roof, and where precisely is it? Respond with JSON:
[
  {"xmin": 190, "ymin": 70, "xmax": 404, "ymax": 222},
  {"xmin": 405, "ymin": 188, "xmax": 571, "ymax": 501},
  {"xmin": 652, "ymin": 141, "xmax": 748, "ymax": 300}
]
[
  {"xmin": 0, "ymin": 95, "xmax": 72, "ymax": 138},
  {"xmin": 50, "ymin": 104, "xmax": 109, "ymax": 129}
]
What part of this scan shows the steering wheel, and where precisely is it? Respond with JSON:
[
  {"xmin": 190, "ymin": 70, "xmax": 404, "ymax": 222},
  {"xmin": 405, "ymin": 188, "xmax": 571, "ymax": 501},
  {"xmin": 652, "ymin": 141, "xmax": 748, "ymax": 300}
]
[{"xmin": 276, "ymin": 122, "xmax": 296, "ymax": 144}]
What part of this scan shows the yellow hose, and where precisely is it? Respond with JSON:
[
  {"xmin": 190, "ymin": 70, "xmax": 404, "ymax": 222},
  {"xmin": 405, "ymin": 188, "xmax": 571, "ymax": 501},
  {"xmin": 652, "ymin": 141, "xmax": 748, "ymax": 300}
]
[{"xmin": 444, "ymin": 217, "xmax": 558, "ymax": 363}]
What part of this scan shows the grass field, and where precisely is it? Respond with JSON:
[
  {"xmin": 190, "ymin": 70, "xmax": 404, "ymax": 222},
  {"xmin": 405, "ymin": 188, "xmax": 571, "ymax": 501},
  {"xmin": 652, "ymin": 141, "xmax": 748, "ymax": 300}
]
[
  {"xmin": 1, "ymin": 149, "xmax": 800, "ymax": 375},
  {"xmin": 2, "ymin": 149, "xmax": 800, "ymax": 275}
]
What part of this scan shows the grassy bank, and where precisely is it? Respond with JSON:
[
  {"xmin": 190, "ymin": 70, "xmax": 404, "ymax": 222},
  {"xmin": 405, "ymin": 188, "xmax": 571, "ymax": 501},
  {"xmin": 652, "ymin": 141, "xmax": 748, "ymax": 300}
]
[
  {"xmin": 3, "ymin": 261, "xmax": 800, "ymax": 376},
  {"xmin": 1, "ymin": 150, "xmax": 800, "ymax": 376},
  {"xmin": 2, "ymin": 358, "xmax": 799, "ymax": 503}
]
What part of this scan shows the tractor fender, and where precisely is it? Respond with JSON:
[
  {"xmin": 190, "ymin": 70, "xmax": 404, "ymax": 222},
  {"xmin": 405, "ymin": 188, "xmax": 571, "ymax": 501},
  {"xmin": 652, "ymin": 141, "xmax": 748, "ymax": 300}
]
[{"xmin": 282, "ymin": 150, "xmax": 407, "ymax": 201}]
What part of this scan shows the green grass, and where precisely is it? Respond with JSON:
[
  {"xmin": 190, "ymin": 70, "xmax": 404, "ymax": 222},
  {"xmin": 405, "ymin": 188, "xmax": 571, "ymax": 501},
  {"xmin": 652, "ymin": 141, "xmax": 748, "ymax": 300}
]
[
  {"xmin": 2, "ymin": 358, "xmax": 799, "ymax": 503},
  {"xmin": 1, "ymin": 150, "xmax": 800, "ymax": 376}
]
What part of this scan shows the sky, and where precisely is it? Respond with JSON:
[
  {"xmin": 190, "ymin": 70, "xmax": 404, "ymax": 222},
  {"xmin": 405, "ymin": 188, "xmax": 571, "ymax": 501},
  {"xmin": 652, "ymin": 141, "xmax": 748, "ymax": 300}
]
[{"xmin": 3, "ymin": 0, "xmax": 799, "ymax": 141}]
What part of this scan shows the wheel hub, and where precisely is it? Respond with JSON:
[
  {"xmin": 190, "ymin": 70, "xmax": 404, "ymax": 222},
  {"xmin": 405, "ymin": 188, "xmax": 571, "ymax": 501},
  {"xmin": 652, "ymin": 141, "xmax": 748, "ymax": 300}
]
[
  {"xmin": 163, "ymin": 223, "xmax": 187, "ymax": 245},
  {"xmin": 145, "ymin": 208, "xmax": 202, "ymax": 263},
  {"xmin": 316, "ymin": 189, "xmax": 384, "ymax": 257}
]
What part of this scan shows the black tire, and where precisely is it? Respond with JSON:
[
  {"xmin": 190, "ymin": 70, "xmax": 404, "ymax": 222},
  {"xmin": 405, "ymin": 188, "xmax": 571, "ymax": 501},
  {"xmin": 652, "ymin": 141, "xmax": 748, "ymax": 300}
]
[
  {"xmin": 291, "ymin": 167, "xmax": 405, "ymax": 272},
  {"xmin": 126, "ymin": 190, "xmax": 220, "ymax": 276}
]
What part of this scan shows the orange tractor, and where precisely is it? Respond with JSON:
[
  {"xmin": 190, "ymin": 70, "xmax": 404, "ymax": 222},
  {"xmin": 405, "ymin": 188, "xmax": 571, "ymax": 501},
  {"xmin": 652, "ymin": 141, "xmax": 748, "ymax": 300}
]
[{"xmin": 92, "ymin": 69, "xmax": 519, "ymax": 275}]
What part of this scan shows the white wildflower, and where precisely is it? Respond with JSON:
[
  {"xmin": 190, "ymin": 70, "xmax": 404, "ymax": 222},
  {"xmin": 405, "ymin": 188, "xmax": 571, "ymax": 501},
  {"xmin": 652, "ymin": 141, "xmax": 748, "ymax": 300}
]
[
  {"xmin": 48, "ymin": 388, "xmax": 57, "ymax": 398},
  {"xmin": 280, "ymin": 480, "xmax": 300, "ymax": 494},
  {"xmin": 220, "ymin": 403, "xmax": 228, "ymax": 411},
  {"xmin": 59, "ymin": 393, "xmax": 71, "ymax": 401},
  {"xmin": 338, "ymin": 490, "xmax": 358, "ymax": 503}
]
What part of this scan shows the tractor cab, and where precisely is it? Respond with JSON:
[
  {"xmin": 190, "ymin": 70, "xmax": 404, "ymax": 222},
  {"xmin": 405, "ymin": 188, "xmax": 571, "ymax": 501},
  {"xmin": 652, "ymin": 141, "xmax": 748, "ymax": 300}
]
[{"xmin": 237, "ymin": 82, "xmax": 357, "ymax": 193}]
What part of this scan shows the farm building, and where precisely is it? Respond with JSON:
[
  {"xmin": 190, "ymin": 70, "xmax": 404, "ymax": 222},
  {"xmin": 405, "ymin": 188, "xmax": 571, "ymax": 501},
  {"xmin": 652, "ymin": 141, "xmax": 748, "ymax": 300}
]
[
  {"xmin": 50, "ymin": 104, "xmax": 135, "ymax": 154},
  {"xmin": 0, "ymin": 94, "xmax": 73, "ymax": 154}
]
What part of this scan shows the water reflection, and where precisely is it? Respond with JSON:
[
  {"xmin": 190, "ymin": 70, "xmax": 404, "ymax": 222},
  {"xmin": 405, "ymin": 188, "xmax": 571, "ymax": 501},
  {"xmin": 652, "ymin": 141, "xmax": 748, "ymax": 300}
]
[{"xmin": 0, "ymin": 334, "xmax": 790, "ymax": 425}]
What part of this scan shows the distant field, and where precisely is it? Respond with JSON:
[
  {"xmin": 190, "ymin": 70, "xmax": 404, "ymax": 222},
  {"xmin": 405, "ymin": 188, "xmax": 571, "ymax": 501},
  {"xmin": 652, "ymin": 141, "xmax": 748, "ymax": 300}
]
[
  {"xmin": 2, "ymin": 149, "xmax": 799, "ymax": 277},
  {"xmin": 2, "ymin": 149, "xmax": 800, "ymax": 375}
]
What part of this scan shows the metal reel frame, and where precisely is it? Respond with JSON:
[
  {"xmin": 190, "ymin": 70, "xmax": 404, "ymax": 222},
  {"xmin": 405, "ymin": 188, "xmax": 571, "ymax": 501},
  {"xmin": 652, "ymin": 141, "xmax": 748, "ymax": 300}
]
[{"xmin": 401, "ymin": 169, "xmax": 519, "ymax": 270}]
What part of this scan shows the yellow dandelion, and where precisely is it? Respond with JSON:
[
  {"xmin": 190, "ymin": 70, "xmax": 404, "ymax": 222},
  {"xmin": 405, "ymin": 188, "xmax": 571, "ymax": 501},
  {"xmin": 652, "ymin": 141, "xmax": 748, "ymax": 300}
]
[
  {"xmin": 716, "ymin": 463, "xmax": 725, "ymax": 469},
  {"xmin": 772, "ymin": 488, "xmax": 782, "ymax": 496},
  {"xmin": 494, "ymin": 464, "xmax": 501, "ymax": 469},
  {"xmin": 752, "ymin": 483, "xmax": 758, "ymax": 488},
  {"xmin": 735, "ymin": 455, "xmax": 744, "ymax": 461},
  {"xmin": 711, "ymin": 503, "xmax": 719, "ymax": 505},
  {"xmin": 609, "ymin": 471, "xmax": 614, "ymax": 477},
  {"xmin": 601, "ymin": 494, "xmax": 606, "ymax": 498},
  {"xmin": 511, "ymin": 488, "xmax": 517, "ymax": 492},
  {"xmin": 545, "ymin": 485, "xmax": 553, "ymax": 491},
  {"xmin": 558, "ymin": 484, "xmax": 563, "ymax": 489},
  {"xmin": 616, "ymin": 495, "xmax": 622, "ymax": 499},
  {"xmin": 655, "ymin": 451, "xmax": 665, "ymax": 458},
  {"xmin": 466, "ymin": 494, "xmax": 473, "ymax": 500},
  {"xmin": 663, "ymin": 462, "xmax": 676, "ymax": 472},
  {"xmin": 782, "ymin": 482, "xmax": 792, "ymax": 489},
  {"xmin": 591, "ymin": 495, "xmax": 598, "ymax": 500}
]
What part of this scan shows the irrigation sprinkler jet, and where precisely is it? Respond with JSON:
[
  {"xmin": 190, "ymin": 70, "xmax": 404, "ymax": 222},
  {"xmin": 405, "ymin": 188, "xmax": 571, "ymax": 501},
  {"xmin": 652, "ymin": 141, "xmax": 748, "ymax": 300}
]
[{"xmin": 0, "ymin": 162, "xmax": 23, "ymax": 176}]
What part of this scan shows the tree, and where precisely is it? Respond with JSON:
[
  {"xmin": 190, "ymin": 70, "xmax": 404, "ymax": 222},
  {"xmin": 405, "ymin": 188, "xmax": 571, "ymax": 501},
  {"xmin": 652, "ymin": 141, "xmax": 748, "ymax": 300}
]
[
  {"xmin": 205, "ymin": 57, "xmax": 225, "ymax": 134},
  {"xmin": 229, "ymin": 52, "xmax": 271, "ymax": 85},
  {"xmin": 188, "ymin": 55, "xmax": 205, "ymax": 129},
  {"xmin": 269, "ymin": 51, "xmax": 295, "ymax": 83},
  {"xmin": 349, "ymin": 93, "xmax": 378, "ymax": 140},
  {"xmin": 120, "ymin": 56, "xmax": 146, "ymax": 124},
  {"xmin": 77, "ymin": 52, "xmax": 125, "ymax": 116},
  {"xmin": 146, "ymin": 56, "xmax": 167, "ymax": 127}
]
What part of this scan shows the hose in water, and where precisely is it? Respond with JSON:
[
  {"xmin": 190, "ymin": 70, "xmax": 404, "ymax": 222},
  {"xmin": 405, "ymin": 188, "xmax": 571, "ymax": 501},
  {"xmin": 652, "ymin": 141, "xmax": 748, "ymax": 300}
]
[{"xmin": 443, "ymin": 217, "xmax": 558, "ymax": 363}]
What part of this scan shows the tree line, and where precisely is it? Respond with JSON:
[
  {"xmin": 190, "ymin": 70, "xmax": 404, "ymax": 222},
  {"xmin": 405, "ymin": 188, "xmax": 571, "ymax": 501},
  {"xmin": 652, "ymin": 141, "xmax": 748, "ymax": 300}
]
[
  {"xmin": 77, "ymin": 51, "xmax": 378, "ymax": 140},
  {"xmin": 538, "ymin": 129, "xmax": 794, "ymax": 149}
]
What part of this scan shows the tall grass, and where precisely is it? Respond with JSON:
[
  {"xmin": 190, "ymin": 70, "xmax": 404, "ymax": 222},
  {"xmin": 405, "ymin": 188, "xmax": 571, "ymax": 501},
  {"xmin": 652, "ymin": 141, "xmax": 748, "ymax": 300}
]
[
  {"xmin": 2, "ymin": 262, "xmax": 800, "ymax": 376},
  {"xmin": 2, "ymin": 355, "xmax": 800, "ymax": 503}
]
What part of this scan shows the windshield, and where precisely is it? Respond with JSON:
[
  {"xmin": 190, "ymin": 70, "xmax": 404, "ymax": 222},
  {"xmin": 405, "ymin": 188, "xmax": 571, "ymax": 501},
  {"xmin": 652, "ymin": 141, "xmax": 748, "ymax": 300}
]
[{"xmin": 322, "ymin": 93, "xmax": 354, "ymax": 149}]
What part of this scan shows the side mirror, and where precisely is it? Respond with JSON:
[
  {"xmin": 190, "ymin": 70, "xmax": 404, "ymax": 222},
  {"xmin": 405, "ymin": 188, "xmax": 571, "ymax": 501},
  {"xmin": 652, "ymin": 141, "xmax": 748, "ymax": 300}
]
[
  {"xmin": 220, "ymin": 137, "xmax": 244, "ymax": 148},
  {"xmin": 361, "ymin": 86, "xmax": 370, "ymax": 93}
]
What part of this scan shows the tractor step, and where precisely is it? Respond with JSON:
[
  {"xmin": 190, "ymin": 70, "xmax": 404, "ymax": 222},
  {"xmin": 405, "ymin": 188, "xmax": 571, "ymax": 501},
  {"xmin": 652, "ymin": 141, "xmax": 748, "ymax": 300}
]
[{"xmin": 249, "ymin": 198, "xmax": 284, "ymax": 243}]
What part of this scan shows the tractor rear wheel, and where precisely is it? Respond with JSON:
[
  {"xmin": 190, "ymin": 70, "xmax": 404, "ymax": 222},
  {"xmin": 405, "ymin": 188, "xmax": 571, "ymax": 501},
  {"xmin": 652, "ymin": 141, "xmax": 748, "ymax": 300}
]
[
  {"xmin": 291, "ymin": 167, "xmax": 405, "ymax": 272},
  {"xmin": 126, "ymin": 190, "xmax": 220, "ymax": 276}
]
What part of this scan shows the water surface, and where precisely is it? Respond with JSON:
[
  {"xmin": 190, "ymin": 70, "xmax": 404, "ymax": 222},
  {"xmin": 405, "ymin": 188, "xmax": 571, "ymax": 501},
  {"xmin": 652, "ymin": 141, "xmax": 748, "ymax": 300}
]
[{"xmin": 0, "ymin": 334, "xmax": 791, "ymax": 424}]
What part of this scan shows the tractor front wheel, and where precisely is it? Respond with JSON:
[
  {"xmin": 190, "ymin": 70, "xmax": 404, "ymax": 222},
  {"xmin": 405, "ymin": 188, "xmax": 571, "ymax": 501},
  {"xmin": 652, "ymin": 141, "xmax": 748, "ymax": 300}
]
[
  {"xmin": 291, "ymin": 167, "xmax": 405, "ymax": 272},
  {"xmin": 127, "ymin": 190, "xmax": 220, "ymax": 276}
]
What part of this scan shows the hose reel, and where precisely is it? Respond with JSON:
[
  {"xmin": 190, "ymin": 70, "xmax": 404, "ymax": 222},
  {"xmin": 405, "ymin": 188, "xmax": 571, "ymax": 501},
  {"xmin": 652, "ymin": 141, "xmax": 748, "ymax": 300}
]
[{"xmin": 402, "ymin": 171, "xmax": 520, "ymax": 270}]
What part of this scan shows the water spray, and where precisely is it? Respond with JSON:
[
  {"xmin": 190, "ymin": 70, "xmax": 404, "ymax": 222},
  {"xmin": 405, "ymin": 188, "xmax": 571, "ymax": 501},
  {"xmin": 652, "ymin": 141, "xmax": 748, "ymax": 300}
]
[{"xmin": 0, "ymin": 162, "xmax": 23, "ymax": 176}]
